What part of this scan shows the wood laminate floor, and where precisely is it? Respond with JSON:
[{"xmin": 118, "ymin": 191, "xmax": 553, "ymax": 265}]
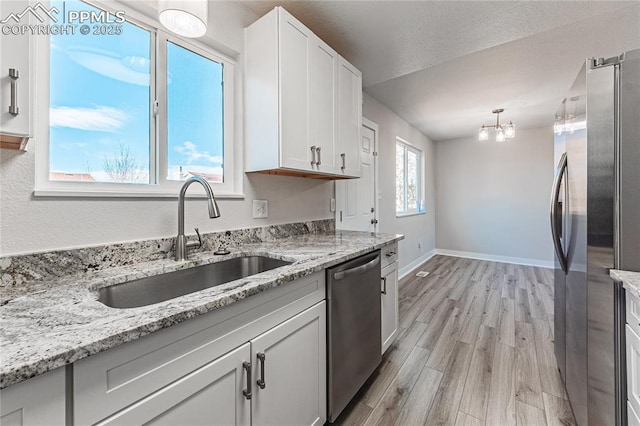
[{"xmin": 334, "ymin": 255, "xmax": 577, "ymax": 426}]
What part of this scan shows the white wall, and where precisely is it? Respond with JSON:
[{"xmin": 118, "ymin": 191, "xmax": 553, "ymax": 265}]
[
  {"xmin": 362, "ymin": 93, "xmax": 436, "ymax": 275},
  {"xmin": 434, "ymin": 126, "xmax": 554, "ymax": 266},
  {"xmin": 0, "ymin": 1, "xmax": 334, "ymax": 256}
]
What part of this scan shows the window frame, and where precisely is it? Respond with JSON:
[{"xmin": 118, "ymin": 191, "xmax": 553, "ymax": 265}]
[
  {"xmin": 395, "ymin": 137, "xmax": 425, "ymax": 217},
  {"xmin": 34, "ymin": 0, "xmax": 241, "ymax": 198}
]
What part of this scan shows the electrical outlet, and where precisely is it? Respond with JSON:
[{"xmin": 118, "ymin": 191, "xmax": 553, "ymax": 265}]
[
  {"xmin": 330, "ymin": 198, "xmax": 336, "ymax": 212},
  {"xmin": 253, "ymin": 200, "xmax": 268, "ymax": 219}
]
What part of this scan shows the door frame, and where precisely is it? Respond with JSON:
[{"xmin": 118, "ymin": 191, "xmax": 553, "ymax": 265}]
[{"xmin": 335, "ymin": 117, "xmax": 379, "ymax": 231}]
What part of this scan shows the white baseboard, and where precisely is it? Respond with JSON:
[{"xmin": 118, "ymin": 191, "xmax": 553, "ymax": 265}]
[
  {"xmin": 399, "ymin": 249, "xmax": 437, "ymax": 280},
  {"xmin": 433, "ymin": 249, "xmax": 554, "ymax": 269}
]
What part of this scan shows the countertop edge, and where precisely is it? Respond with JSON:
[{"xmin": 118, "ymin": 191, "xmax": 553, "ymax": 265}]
[{"xmin": 611, "ymin": 269, "xmax": 640, "ymax": 301}]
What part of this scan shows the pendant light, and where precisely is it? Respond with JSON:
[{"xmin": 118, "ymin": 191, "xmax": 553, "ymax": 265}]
[
  {"xmin": 478, "ymin": 108, "xmax": 516, "ymax": 142},
  {"xmin": 158, "ymin": 0, "xmax": 208, "ymax": 38}
]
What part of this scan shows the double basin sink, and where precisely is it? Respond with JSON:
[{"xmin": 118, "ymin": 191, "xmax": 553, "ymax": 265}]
[{"xmin": 98, "ymin": 256, "xmax": 292, "ymax": 309}]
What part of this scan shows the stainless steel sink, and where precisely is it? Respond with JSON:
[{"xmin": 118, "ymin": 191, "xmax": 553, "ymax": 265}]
[{"xmin": 98, "ymin": 256, "xmax": 292, "ymax": 309}]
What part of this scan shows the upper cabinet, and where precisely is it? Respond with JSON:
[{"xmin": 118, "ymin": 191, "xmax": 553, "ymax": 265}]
[
  {"xmin": 0, "ymin": 0, "xmax": 33, "ymax": 150},
  {"xmin": 245, "ymin": 7, "xmax": 361, "ymax": 179},
  {"xmin": 337, "ymin": 58, "xmax": 363, "ymax": 177}
]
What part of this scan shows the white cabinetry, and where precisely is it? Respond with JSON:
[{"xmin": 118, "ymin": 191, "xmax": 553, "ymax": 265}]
[
  {"xmin": 381, "ymin": 244, "xmax": 399, "ymax": 354},
  {"xmin": 245, "ymin": 6, "xmax": 361, "ymax": 179},
  {"xmin": 336, "ymin": 57, "xmax": 362, "ymax": 178},
  {"xmin": 251, "ymin": 302, "xmax": 326, "ymax": 426},
  {"xmin": 310, "ymin": 39, "xmax": 339, "ymax": 175},
  {"xmin": 628, "ymin": 291, "xmax": 640, "ymax": 422},
  {"xmin": 0, "ymin": 0, "xmax": 33, "ymax": 149},
  {"xmin": 98, "ymin": 344, "xmax": 251, "ymax": 426},
  {"xmin": 0, "ymin": 368, "xmax": 65, "ymax": 426}
]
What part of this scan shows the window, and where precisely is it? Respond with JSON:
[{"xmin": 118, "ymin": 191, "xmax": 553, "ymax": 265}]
[
  {"xmin": 39, "ymin": 1, "xmax": 237, "ymax": 196},
  {"xmin": 396, "ymin": 138, "xmax": 424, "ymax": 216}
]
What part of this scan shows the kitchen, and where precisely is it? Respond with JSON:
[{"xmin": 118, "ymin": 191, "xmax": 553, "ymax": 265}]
[{"xmin": 0, "ymin": 1, "xmax": 639, "ymax": 425}]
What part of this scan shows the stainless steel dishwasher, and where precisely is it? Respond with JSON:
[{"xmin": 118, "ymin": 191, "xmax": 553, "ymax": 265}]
[{"xmin": 327, "ymin": 250, "xmax": 382, "ymax": 422}]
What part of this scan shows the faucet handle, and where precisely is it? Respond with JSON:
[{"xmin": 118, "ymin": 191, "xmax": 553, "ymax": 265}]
[{"xmin": 193, "ymin": 227, "xmax": 202, "ymax": 249}]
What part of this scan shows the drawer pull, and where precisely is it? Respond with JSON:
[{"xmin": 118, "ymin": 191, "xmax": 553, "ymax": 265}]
[
  {"xmin": 386, "ymin": 251, "xmax": 396, "ymax": 257},
  {"xmin": 257, "ymin": 352, "xmax": 266, "ymax": 389},
  {"xmin": 242, "ymin": 361, "xmax": 252, "ymax": 400}
]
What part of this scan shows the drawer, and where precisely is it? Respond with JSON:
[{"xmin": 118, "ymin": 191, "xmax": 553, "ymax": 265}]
[
  {"xmin": 630, "ymin": 401, "xmax": 640, "ymax": 426},
  {"xmin": 381, "ymin": 243, "xmax": 398, "ymax": 268},
  {"xmin": 627, "ymin": 291, "xmax": 640, "ymax": 337},
  {"xmin": 627, "ymin": 324, "xmax": 640, "ymax": 418},
  {"xmin": 74, "ymin": 271, "xmax": 325, "ymax": 425}
]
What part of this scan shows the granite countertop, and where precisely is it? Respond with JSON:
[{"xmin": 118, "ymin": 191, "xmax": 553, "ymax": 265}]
[
  {"xmin": 0, "ymin": 231, "xmax": 402, "ymax": 389},
  {"xmin": 611, "ymin": 269, "xmax": 640, "ymax": 300}
]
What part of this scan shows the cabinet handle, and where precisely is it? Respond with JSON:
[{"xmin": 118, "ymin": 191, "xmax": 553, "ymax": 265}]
[
  {"xmin": 9, "ymin": 68, "xmax": 19, "ymax": 116},
  {"xmin": 316, "ymin": 147, "xmax": 321, "ymax": 166},
  {"xmin": 257, "ymin": 352, "xmax": 266, "ymax": 389},
  {"xmin": 386, "ymin": 251, "xmax": 396, "ymax": 257},
  {"xmin": 381, "ymin": 277, "xmax": 387, "ymax": 295},
  {"xmin": 341, "ymin": 153, "xmax": 346, "ymax": 170},
  {"xmin": 310, "ymin": 146, "xmax": 317, "ymax": 166},
  {"xmin": 242, "ymin": 361, "xmax": 252, "ymax": 400}
]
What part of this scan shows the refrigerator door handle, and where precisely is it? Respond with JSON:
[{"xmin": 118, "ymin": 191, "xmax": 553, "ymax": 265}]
[{"xmin": 550, "ymin": 152, "xmax": 568, "ymax": 274}]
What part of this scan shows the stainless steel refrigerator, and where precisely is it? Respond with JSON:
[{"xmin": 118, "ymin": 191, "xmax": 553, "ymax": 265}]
[{"xmin": 551, "ymin": 49, "xmax": 640, "ymax": 426}]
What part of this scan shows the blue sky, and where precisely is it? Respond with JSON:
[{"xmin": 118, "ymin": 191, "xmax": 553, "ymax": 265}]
[{"xmin": 49, "ymin": 0, "xmax": 223, "ymax": 183}]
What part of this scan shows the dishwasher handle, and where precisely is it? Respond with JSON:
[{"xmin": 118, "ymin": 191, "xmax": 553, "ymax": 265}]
[{"xmin": 333, "ymin": 256, "xmax": 380, "ymax": 280}]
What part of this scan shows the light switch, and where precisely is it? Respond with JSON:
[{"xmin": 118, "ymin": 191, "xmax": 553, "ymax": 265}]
[{"xmin": 253, "ymin": 199, "xmax": 268, "ymax": 219}]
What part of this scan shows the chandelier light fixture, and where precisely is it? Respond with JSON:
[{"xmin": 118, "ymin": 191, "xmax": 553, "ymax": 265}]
[
  {"xmin": 478, "ymin": 108, "xmax": 515, "ymax": 142},
  {"xmin": 158, "ymin": 0, "xmax": 208, "ymax": 38}
]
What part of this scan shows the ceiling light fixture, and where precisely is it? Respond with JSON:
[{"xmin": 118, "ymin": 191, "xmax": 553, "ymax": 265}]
[
  {"xmin": 158, "ymin": 0, "xmax": 208, "ymax": 38},
  {"xmin": 479, "ymin": 108, "xmax": 515, "ymax": 142}
]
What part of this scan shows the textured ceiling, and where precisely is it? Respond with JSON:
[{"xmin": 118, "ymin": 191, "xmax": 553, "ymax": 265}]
[{"xmin": 241, "ymin": 1, "xmax": 640, "ymax": 141}]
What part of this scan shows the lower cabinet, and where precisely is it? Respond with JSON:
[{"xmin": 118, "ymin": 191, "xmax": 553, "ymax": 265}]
[
  {"xmin": 0, "ymin": 368, "xmax": 66, "ymax": 426},
  {"xmin": 98, "ymin": 301, "xmax": 326, "ymax": 426},
  {"xmin": 251, "ymin": 301, "xmax": 326, "ymax": 426},
  {"xmin": 99, "ymin": 343, "xmax": 252, "ymax": 426},
  {"xmin": 381, "ymin": 256, "xmax": 399, "ymax": 354},
  {"xmin": 628, "ymin": 323, "xmax": 640, "ymax": 422}
]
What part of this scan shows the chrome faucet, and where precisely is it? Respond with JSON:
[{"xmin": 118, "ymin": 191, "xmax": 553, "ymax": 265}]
[{"xmin": 175, "ymin": 176, "xmax": 220, "ymax": 261}]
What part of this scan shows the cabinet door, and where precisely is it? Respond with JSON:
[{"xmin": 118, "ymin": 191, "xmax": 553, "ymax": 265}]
[
  {"xmin": 381, "ymin": 262, "xmax": 399, "ymax": 354},
  {"xmin": 99, "ymin": 343, "xmax": 251, "ymax": 426},
  {"xmin": 310, "ymin": 39, "xmax": 339, "ymax": 174},
  {"xmin": 251, "ymin": 301, "xmax": 326, "ymax": 426},
  {"xmin": 278, "ymin": 8, "xmax": 314, "ymax": 172},
  {"xmin": 628, "ymin": 325, "xmax": 640, "ymax": 418},
  {"xmin": 0, "ymin": 0, "xmax": 32, "ymax": 137},
  {"xmin": 0, "ymin": 368, "xmax": 65, "ymax": 426},
  {"xmin": 336, "ymin": 57, "xmax": 362, "ymax": 178}
]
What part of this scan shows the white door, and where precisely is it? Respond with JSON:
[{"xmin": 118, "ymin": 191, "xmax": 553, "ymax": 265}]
[
  {"xmin": 310, "ymin": 39, "xmax": 339, "ymax": 174},
  {"xmin": 251, "ymin": 302, "xmax": 326, "ymax": 426},
  {"xmin": 0, "ymin": 0, "xmax": 32, "ymax": 138},
  {"xmin": 336, "ymin": 57, "xmax": 362, "ymax": 177},
  {"xmin": 336, "ymin": 121, "xmax": 377, "ymax": 232},
  {"xmin": 98, "ymin": 343, "xmax": 251, "ymax": 426},
  {"xmin": 278, "ymin": 9, "xmax": 314, "ymax": 172}
]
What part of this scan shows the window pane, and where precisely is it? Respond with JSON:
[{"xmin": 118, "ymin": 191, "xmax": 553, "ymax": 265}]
[
  {"xmin": 407, "ymin": 149, "xmax": 418, "ymax": 211},
  {"xmin": 396, "ymin": 144, "xmax": 405, "ymax": 213},
  {"xmin": 49, "ymin": 1, "xmax": 151, "ymax": 183},
  {"xmin": 167, "ymin": 42, "xmax": 224, "ymax": 182}
]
